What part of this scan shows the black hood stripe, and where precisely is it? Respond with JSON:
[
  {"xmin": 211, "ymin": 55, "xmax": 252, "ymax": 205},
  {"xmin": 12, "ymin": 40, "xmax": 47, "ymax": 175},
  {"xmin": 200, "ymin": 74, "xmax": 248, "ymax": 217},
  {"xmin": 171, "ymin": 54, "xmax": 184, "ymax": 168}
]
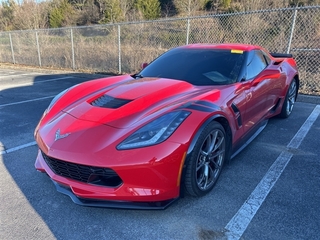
[{"xmin": 177, "ymin": 100, "xmax": 220, "ymax": 112}]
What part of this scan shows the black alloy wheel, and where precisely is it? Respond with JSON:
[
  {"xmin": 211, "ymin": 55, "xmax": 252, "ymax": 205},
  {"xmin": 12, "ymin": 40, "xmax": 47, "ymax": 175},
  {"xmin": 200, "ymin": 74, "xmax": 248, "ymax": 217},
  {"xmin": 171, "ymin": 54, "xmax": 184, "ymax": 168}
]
[
  {"xmin": 280, "ymin": 79, "xmax": 297, "ymax": 118},
  {"xmin": 185, "ymin": 121, "xmax": 226, "ymax": 197}
]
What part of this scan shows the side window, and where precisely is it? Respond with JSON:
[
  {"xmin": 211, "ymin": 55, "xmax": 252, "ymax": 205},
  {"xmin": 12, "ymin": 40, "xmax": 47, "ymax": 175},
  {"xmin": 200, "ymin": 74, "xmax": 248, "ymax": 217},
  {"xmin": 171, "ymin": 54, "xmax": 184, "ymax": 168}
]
[{"xmin": 246, "ymin": 50, "xmax": 268, "ymax": 80}]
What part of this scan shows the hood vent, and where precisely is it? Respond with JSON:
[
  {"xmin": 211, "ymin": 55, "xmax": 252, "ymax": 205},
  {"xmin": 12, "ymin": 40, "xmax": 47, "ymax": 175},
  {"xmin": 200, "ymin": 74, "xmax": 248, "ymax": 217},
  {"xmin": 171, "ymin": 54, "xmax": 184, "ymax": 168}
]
[{"xmin": 91, "ymin": 94, "xmax": 132, "ymax": 109}]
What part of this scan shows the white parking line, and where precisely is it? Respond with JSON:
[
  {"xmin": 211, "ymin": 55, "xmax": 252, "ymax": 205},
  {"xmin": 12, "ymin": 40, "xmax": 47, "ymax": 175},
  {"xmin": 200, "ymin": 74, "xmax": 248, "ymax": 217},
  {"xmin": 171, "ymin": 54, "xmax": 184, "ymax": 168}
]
[
  {"xmin": 33, "ymin": 76, "xmax": 75, "ymax": 84},
  {"xmin": 0, "ymin": 141, "xmax": 37, "ymax": 155},
  {"xmin": 225, "ymin": 105, "xmax": 320, "ymax": 240},
  {"xmin": 0, "ymin": 96, "xmax": 55, "ymax": 107}
]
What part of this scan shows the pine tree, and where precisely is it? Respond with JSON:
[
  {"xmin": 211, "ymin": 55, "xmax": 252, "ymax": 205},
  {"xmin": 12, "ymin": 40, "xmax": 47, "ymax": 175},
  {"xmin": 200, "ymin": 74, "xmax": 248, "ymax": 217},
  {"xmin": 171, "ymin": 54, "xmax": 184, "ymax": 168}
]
[
  {"xmin": 135, "ymin": 0, "xmax": 161, "ymax": 20},
  {"xmin": 49, "ymin": 0, "xmax": 74, "ymax": 28},
  {"xmin": 104, "ymin": 0, "xmax": 123, "ymax": 23}
]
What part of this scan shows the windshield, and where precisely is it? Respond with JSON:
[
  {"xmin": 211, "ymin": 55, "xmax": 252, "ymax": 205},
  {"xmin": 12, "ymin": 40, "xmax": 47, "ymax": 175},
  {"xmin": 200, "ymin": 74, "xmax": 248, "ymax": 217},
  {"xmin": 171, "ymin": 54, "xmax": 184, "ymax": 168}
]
[{"xmin": 139, "ymin": 48, "xmax": 247, "ymax": 86}]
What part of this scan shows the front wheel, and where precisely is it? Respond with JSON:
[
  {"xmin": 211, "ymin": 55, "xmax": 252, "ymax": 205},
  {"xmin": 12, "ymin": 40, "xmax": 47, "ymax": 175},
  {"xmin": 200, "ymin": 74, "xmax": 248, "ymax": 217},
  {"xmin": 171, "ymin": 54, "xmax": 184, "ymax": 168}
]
[
  {"xmin": 279, "ymin": 79, "xmax": 297, "ymax": 118},
  {"xmin": 184, "ymin": 121, "xmax": 226, "ymax": 197}
]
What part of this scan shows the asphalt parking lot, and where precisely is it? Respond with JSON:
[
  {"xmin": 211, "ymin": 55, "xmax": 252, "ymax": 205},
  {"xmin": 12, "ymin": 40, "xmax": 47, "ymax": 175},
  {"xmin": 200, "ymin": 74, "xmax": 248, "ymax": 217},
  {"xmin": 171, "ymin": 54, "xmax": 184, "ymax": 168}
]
[{"xmin": 0, "ymin": 67, "xmax": 319, "ymax": 240}]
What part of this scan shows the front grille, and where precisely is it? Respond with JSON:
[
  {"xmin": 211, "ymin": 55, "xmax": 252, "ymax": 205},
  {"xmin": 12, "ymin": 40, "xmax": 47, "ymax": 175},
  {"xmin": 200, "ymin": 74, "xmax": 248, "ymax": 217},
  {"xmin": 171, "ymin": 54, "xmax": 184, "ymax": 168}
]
[
  {"xmin": 91, "ymin": 95, "xmax": 131, "ymax": 108},
  {"xmin": 42, "ymin": 151, "xmax": 123, "ymax": 187}
]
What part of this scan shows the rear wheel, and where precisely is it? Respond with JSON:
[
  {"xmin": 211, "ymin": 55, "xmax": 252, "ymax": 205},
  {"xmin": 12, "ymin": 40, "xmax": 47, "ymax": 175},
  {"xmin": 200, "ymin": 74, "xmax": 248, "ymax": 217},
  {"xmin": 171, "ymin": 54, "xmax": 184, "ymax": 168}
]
[
  {"xmin": 279, "ymin": 79, "xmax": 297, "ymax": 118},
  {"xmin": 184, "ymin": 121, "xmax": 226, "ymax": 197}
]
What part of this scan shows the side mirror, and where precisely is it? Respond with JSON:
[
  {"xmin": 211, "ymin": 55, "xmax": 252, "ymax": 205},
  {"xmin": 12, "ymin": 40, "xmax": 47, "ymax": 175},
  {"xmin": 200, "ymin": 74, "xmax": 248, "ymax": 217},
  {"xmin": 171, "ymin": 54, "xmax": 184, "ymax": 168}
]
[
  {"xmin": 141, "ymin": 63, "xmax": 148, "ymax": 69},
  {"xmin": 252, "ymin": 69, "xmax": 281, "ymax": 86}
]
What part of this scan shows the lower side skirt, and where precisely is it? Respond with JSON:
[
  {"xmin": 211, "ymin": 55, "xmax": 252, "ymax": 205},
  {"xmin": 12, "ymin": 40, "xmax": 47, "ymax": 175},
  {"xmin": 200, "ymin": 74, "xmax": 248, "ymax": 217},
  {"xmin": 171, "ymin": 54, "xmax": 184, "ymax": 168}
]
[{"xmin": 231, "ymin": 119, "xmax": 268, "ymax": 159}]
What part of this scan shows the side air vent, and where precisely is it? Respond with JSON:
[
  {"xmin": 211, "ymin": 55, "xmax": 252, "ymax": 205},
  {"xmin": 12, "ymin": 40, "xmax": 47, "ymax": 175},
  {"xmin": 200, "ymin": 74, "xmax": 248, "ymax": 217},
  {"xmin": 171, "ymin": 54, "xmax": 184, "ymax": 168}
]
[
  {"xmin": 231, "ymin": 103, "xmax": 242, "ymax": 128},
  {"xmin": 273, "ymin": 61, "xmax": 283, "ymax": 65},
  {"xmin": 91, "ymin": 95, "xmax": 132, "ymax": 109}
]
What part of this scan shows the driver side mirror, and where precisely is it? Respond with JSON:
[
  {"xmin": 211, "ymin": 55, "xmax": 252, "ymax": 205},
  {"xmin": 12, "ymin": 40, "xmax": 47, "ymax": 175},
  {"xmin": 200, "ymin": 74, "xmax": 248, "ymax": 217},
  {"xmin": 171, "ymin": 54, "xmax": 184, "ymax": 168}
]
[{"xmin": 141, "ymin": 63, "xmax": 148, "ymax": 69}]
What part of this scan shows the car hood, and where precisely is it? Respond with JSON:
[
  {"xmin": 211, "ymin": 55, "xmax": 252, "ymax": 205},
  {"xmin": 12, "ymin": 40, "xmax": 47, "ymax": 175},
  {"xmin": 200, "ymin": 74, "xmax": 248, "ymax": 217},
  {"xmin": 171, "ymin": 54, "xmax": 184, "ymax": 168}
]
[{"xmin": 57, "ymin": 76, "xmax": 222, "ymax": 128}]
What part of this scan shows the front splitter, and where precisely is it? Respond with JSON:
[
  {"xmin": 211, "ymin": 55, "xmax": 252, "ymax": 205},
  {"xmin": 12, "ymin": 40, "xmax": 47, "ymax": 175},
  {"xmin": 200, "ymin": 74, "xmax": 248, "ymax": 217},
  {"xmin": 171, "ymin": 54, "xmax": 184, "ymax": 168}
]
[{"xmin": 52, "ymin": 180, "xmax": 178, "ymax": 210}]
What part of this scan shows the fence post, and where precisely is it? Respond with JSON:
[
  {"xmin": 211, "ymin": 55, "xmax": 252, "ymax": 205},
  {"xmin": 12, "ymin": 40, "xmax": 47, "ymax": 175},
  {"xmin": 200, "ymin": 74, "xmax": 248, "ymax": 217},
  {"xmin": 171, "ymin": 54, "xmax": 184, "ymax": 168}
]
[
  {"xmin": 118, "ymin": 25, "xmax": 121, "ymax": 73},
  {"xmin": 36, "ymin": 31, "xmax": 42, "ymax": 67},
  {"xmin": 9, "ymin": 33, "xmax": 15, "ymax": 64},
  {"xmin": 70, "ymin": 28, "xmax": 75, "ymax": 70},
  {"xmin": 287, "ymin": 8, "xmax": 298, "ymax": 54},
  {"xmin": 186, "ymin": 18, "xmax": 190, "ymax": 45}
]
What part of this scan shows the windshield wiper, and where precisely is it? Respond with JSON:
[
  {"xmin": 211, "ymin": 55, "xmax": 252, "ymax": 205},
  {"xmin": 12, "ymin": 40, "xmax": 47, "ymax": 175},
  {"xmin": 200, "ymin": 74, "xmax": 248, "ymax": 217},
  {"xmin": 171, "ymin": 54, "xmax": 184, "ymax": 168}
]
[{"xmin": 131, "ymin": 73, "xmax": 144, "ymax": 79}]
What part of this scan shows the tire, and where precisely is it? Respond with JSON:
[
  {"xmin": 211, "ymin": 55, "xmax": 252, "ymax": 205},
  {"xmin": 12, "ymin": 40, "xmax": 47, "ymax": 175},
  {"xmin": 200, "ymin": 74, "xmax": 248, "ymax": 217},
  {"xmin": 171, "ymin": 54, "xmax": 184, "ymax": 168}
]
[
  {"xmin": 184, "ymin": 121, "xmax": 226, "ymax": 197},
  {"xmin": 279, "ymin": 79, "xmax": 297, "ymax": 118}
]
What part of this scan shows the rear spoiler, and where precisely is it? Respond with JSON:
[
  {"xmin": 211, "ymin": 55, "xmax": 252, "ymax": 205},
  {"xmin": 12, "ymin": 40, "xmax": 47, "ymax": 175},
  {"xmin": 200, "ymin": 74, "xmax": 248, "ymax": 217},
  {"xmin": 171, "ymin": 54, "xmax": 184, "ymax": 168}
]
[{"xmin": 270, "ymin": 53, "xmax": 293, "ymax": 58}]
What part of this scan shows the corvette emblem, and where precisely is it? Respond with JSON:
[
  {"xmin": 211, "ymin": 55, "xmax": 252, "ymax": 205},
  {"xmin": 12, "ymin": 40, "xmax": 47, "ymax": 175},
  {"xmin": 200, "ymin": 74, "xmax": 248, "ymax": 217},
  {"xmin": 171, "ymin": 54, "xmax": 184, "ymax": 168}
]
[{"xmin": 55, "ymin": 129, "xmax": 70, "ymax": 141}]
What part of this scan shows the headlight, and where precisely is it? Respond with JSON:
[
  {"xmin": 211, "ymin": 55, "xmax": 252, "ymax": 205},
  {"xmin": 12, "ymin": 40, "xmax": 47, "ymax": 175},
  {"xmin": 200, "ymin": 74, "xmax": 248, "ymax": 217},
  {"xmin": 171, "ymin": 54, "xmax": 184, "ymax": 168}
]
[{"xmin": 117, "ymin": 111, "xmax": 191, "ymax": 150}]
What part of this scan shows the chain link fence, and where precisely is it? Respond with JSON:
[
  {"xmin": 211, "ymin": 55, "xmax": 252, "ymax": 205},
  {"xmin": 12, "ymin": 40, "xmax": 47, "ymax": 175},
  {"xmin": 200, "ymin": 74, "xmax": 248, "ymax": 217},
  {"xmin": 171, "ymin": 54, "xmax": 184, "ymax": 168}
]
[{"xmin": 0, "ymin": 6, "xmax": 319, "ymax": 95}]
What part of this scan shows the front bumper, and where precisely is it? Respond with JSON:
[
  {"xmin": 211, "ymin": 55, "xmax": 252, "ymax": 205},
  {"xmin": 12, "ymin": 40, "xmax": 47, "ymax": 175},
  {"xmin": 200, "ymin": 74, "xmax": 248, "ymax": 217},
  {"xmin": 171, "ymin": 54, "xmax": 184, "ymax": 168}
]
[{"xmin": 35, "ymin": 138, "xmax": 187, "ymax": 209}]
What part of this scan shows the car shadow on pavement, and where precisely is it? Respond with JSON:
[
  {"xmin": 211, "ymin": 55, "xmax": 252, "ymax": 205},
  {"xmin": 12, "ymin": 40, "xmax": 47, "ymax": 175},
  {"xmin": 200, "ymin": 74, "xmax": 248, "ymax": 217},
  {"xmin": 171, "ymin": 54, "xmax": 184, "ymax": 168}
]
[
  {"xmin": 0, "ymin": 70, "xmax": 199, "ymax": 240},
  {"xmin": 0, "ymin": 70, "xmax": 137, "ymax": 239}
]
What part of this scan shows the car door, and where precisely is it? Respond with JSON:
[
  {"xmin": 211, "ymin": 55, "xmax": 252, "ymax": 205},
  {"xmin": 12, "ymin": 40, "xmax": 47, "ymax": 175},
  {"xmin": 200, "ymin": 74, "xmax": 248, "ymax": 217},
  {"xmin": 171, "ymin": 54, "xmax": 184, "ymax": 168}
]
[{"xmin": 241, "ymin": 50, "xmax": 271, "ymax": 135}]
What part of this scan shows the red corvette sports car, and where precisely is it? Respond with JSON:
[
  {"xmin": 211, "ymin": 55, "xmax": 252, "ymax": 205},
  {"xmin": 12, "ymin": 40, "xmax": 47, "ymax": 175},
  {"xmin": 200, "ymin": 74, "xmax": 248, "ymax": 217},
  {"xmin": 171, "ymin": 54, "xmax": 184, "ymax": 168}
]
[{"xmin": 35, "ymin": 43, "xmax": 299, "ymax": 209}]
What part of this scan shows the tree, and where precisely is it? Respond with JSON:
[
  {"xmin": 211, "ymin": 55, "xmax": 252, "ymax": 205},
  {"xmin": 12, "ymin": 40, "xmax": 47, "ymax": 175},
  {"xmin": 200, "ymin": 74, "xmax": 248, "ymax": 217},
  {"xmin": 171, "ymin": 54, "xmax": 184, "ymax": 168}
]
[
  {"xmin": 13, "ymin": 0, "xmax": 50, "ymax": 30},
  {"xmin": 160, "ymin": 0, "xmax": 178, "ymax": 17},
  {"xmin": 0, "ymin": 0, "xmax": 16, "ymax": 31},
  {"xmin": 93, "ymin": 0, "xmax": 106, "ymax": 18},
  {"xmin": 76, "ymin": 0, "xmax": 100, "ymax": 25},
  {"xmin": 103, "ymin": 0, "xmax": 123, "ymax": 23},
  {"xmin": 69, "ymin": 0, "xmax": 88, "ymax": 10},
  {"xmin": 49, "ymin": 0, "xmax": 76, "ymax": 28},
  {"xmin": 222, "ymin": 0, "xmax": 231, "ymax": 8},
  {"xmin": 173, "ymin": 0, "xmax": 208, "ymax": 16},
  {"xmin": 120, "ymin": 0, "xmax": 135, "ymax": 21},
  {"xmin": 135, "ymin": 0, "xmax": 161, "ymax": 20}
]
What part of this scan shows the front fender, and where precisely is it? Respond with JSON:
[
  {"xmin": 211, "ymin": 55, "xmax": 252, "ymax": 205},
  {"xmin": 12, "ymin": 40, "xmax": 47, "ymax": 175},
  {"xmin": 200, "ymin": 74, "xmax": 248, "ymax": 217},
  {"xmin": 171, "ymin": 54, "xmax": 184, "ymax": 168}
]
[{"xmin": 179, "ymin": 114, "xmax": 232, "ymax": 197}]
